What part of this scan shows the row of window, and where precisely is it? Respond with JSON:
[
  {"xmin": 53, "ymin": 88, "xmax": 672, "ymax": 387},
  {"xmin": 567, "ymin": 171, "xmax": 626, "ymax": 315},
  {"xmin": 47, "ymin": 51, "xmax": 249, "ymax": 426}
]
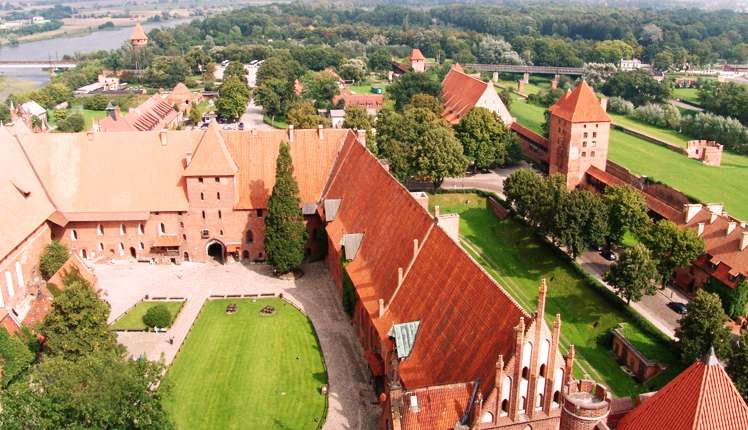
[
  {"xmin": 71, "ymin": 222, "xmax": 173, "ymax": 240},
  {"xmin": 581, "ymin": 151, "xmax": 597, "ymax": 158},
  {"xmin": 200, "ymin": 192, "xmax": 221, "ymax": 201},
  {"xmin": 1, "ymin": 263, "xmax": 23, "ymax": 308},
  {"xmin": 582, "ymin": 131, "xmax": 598, "ymax": 139},
  {"xmin": 197, "ymin": 177, "xmax": 223, "ymax": 184}
]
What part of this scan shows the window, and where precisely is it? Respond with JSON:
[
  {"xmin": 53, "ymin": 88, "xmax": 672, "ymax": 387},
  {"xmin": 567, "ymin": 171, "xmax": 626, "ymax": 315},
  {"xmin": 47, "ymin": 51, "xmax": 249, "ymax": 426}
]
[
  {"xmin": 139, "ymin": 242, "xmax": 144, "ymax": 250},
  {"xmin": 583, "ymin": 132, "xmax": 588, "ymax": 138},
  {"xmin": 592, "ymin": 131, "xmax": 597, "ymax": 138},
  {"xmin": 70, "ymin": 230, "xmax": 78, "ymax": 241},
  {"xmin": 215, "ymin": 177, "xmax": 220, "ymax": 183},
  {"xmin": 591, "ymin": 151, "xmax": 596, "ymax": 157},
  {"xmin": 182, "ymin": 234, "xmax": 187, "ymax": 240},
  {"xmin": 120, "ymin": 224, "xmax": 126, "ymax": 235},
  {"xmin": 201, "ymin": 210, "xmax": 206, "ymax": 219},
  {"xmin": 595, "ymin": 123, "xmax": 599, "ymax": 128},
  {"xmin": 179, "ymin": 221, "xmax": 184, "ymax": 228},
  {"xmin": 218, "ymin": 210, "xmax": 222, "ymax": 219},
  {"xmin": 583, "ymin": 124, "xmax": 587, "ymax": 128},
  {"xmin": 217, "ymin": 192, "xmax": 221, "ymax": 200},
  {"xmin": 219, "ymin": 229, "xmax": 224, "ymax": 236},
  {"xmin": 98, "ymin": 243, "xmax": 104, "ymax": 252},
  {"xmin": 198, "ymin": 177, "xmax": 204, "ymax": 183},
  {"xmin": 200, "ymin": 192, "xmax": 204, "ymax": 200},
  {"xmin": 246, "ymin": 230, "xmax": 254, "ymax": 244},
  {"xmin": 96, "ymin": 224, "xmax": 104, "ymax": 235},
  {"xmin": 80, "ymin": 249, "xmax": 87, "ymax": 259},
  {"xmin": 581, "ymin": 152, "xmax": 587, "ymax": 157},
  {"xmin": 138, "ymin": 224, "xmax": 144, "ymax": 235},
  {"xmin": 256, "ymin": 209, "xmax": 263, "ymax": 217},
  {"xmin": 159, "ymin": 223, "xmax": 165, "ymax": 235},
  {"xmin": 118, "ymin": 243, "xmax": 125, "ymax": 256},
  {"xmin": 592, "ymin": 140, "xmax": 597, "ymax": 147},
  {"xmin": 582, "ymin": 141, "xmax": 587, "ymax": 147},
  {"xmin": 200, "ymin": 229, "xmax": 209, "ymax": 239}
]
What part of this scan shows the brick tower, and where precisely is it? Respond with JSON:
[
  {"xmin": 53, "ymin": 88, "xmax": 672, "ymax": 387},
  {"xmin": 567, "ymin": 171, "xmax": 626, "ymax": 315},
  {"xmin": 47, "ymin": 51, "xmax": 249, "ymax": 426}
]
[
  {"xmin": 410, "ymin": 49, "xmax": 425, "ymax": 73},
  {"xmin": 129, "ymin": 22, "xmax": 148, "ymax": 49},
  {"xmin": 559, "ymin": 379, "xmax": 610, "ymax": 430},
  {"xmin": 547, "ymin": 81, "xmax": 611, "ymax": 190}
]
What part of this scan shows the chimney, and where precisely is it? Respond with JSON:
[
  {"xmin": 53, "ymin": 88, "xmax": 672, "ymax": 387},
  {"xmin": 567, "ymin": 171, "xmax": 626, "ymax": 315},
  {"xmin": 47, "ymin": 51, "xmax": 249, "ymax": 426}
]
[
  {"xmin": 741, "ymin": 232, "xmax": 748, "ymax": 251},
  {"xmin": 727, "ymin": 222, "xmax": 737, "ymax": 236},
  {"xmin": 413, "ymin": 238, "xmax": 419, "ymax": 259},
  {"xmin": 398, "ymin": 267, "xmax": 404, "ymax": 287},
  {"xmin": 683, "ymin": 204, "xmax": 702, "ymax": 223},
  {"xmin": 409, "ymin": 394, "xmax": 420, "ymax": 413},
  {"xmin": 185, "ymin": 151, "xmax": 193, "ymax": 166},
  {"xmin": 317, "ymin": 124, "xmax": 323, "ymax": 140},
  {"xmin": 288, "ymin": 124, "xmax": 294, "ymax": 142},
  {"xmin": 706, "ymin": 203, "xmax": 723, "ymax": 215},
  {"xmin": 378, "ymin": 298, "xmax": 384, "ymax": 318},
  {"xmin": 357, "ymin": 129, "xmax": 367, "ymax": 147},
  {"xmin": 697, "ymin": 222, "xmax": 705, "ymax": 236},
  {"xmin": 710, "ymin": 212, "xmax": 719, "ymax": 224},
  {"xmin": 600, "ymin": 97, "xmax": 608, "ymax": 112},
  {"xmin": 434, "ymin": 205, "xmax": 440, "ymax": 219},
  {"xmin": 159, "ymin": 129, "xmax": 167, "ymax": 146},
  {"xmin": 86, "ymin": 130, "xmax": 94, "ymax": 141}
]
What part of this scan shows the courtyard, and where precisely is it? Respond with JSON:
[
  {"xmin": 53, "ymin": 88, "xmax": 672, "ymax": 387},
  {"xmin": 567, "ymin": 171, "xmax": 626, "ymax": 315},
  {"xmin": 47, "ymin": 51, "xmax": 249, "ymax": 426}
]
[{"xmin": 95, "ymin": 261, "xmax": 379, "ymax": 430}]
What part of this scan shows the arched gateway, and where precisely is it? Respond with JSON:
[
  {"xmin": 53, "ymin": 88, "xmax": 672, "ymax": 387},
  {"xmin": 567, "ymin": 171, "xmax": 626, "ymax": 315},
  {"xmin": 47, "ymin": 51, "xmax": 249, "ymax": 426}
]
[{"xmin": 206, "ymin": 240, "xmax": 225, "ymax": 264}]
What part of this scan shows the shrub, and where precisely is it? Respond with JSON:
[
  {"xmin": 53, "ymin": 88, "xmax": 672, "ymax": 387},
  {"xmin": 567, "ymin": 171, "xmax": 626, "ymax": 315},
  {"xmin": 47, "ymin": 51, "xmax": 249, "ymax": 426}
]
[
  {"xmin": 681, "ymin": 112, "xmax": 748, "ymax": 154},
  {"xmin": 39, "ymin": 241, "xmax": 69, "ymax": 280},
  {"xmin": 81, "ymin": 94, "xmax": 110, "ymax": 111},
  {"xmin": 142, "ymin": 304, "xmax": 172, "ymax": 329},
  {"xmin": 633, "ymin": 103, "xmax": 681, "ymax": 129},
  {"xmin": 527, "ymin": 88, "xmax": 565, "ymax": 107},
  {"xmin": 56, "ymin": 112, "xmax": 85, "ymax": 132},
  {"xmin": 607, "ymin": 96, "xmax": 634, "ymax": 115}
]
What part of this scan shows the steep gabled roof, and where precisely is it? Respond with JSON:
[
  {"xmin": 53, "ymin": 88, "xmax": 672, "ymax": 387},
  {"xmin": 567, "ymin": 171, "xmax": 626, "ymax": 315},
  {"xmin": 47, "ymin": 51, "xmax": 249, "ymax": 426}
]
[
  {"xmin": 98, "ymin": 95, "xmax": 178, "ymax": 132},
  {"xmin": 183, "ymin": 124, "xmax": 238, "ymax": 177},
  {"xmin": 130, "ymin": 22, "xmax": 148, "ymax": 41},
  {"xmin": 410, "ymin": 49, "xmax": 426, "ymax": 61},
  {"xmin": 617, "ymin": 349, "xmax": 748, "ymax": 430},
  {"xmin": 400, "ymin": 382, "xmax": 475, "ymax": 430},
  {"xmin": 441, "ymin": 65, "xmax": 511, "ymax": 125},
  {"xmin": 548, "ymin": 80, "xmax": 610, "ymax": 123},
  {"xmin": 0, "ymin": 127, "xmax": 55, "ymax": 259}
]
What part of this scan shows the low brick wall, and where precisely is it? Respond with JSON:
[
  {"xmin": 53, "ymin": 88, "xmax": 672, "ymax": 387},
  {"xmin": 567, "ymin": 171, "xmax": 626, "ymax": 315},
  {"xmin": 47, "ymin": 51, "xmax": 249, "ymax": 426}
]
[
  {"xmin": 612, "ymin": 123, "xmax": 687, "ymax": 156},
  {"xmin": 488, "ymin": 196, "xmax": 510, "ymax": 220}
]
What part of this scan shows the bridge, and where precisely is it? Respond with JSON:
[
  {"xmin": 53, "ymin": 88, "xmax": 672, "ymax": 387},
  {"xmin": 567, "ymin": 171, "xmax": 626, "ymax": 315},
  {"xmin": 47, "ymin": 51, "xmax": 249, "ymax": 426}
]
[
  {"xmin": 463, "ymin": 63, "xmax": 585, "ymax": 76},
  {"xmin": 0, "ymin": 60, "xmax": 77, "ymax": 69}
]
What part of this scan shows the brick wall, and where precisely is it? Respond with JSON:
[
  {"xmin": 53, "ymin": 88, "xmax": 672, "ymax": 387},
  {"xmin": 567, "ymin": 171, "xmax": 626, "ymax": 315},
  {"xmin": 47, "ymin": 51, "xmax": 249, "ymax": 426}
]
[{"xmin": 0, "ymin": 223, "xmax": 52, "ymax": 311}]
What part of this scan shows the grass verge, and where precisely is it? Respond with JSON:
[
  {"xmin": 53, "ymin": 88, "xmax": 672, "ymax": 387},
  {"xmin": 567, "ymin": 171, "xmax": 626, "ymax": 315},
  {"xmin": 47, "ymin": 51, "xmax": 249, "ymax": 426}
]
[{"xmin": 111, "ymin": 300, "xmax": 184, "ymax": 330}]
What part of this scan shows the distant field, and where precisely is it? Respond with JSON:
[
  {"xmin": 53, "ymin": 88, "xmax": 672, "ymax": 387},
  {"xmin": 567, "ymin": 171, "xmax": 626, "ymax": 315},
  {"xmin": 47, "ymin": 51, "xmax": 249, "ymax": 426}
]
[
  {"xmin": 672, "ymin": 87, "xmax": 700, "ymax": 106},
  {"xmin": 508, "ymin": 97, "xmax": 748, "ymax": 220}
]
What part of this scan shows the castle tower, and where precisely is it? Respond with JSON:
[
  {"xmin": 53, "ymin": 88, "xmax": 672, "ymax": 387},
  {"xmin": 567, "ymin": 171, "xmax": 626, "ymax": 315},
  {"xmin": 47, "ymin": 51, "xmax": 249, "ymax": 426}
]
[
  {"xmin": 129, "ymin": 22, "xmax": 148, "ymax": 49},
  {"xmin": 547, "ymin": 81, "xmax": 611, "ymax": 190},
  {"xmin": 410, "ymin": 49, "xmax": 425, "ymax": 73},
  {"xmin": 559, "ymin": 379, "xmax": 610, "ymax": 430}
]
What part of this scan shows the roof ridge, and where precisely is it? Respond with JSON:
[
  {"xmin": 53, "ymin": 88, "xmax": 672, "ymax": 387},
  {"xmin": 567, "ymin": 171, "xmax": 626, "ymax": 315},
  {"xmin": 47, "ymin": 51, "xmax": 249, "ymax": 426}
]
[
  {"xmin": 383, "ymin": 222, "xmax": 435, "ymax": 314},
  {"xmin": 12, "ymin": 131, "xmax": 59, "ymax": 213}
]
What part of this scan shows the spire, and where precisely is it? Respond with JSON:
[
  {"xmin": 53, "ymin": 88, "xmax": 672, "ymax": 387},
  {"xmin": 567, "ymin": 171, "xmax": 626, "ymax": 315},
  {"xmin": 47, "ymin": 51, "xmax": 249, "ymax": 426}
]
[
  {"xmin": 536, "ymin": 278, "xmax": 548, "ymax": 321},
  {"xmin": 548, "ymin": 80, "xmax": 610, "ymax": 123},
  {"xmin": 704, "ymin": 345, "xmax": 720, "ymax": 366}
]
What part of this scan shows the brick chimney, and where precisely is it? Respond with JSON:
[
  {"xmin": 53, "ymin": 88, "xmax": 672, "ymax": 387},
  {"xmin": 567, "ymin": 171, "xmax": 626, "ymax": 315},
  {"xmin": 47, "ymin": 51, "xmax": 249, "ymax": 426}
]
[
  {"xmin": 741, "ymin": 232, "xmax": 748, "ymax": 251},
  {"xmin": 159, "ymin": 129, "xmax": 167, "ymax": 146},
  {"xmin": 600, "ymin": 97, "xmax": 608, "ymax": 112},
  {"xmin": 357, "ymin": 129, "xmax": 367, "ymax": 147},
  {"xmin": 727, "ymin": 222, "xmax": 737, "ymax": 236},
  {"xmin": 288, "ymin": 124, "xmax": 294, "ymax": 142},
  {"xmin": 317, "ymin": 124, "xmax": 323, "ymax": 140},
  {"xmin": 397, "ymin": 267, "xmax": 404, "ymax": 287},
  {"xmin": 185, "ymin": 151, "xmax": 193, "ymax": 166},
  {"xmin": 697, "ymin": 222, "xmax": 705, "ymax": 236}
]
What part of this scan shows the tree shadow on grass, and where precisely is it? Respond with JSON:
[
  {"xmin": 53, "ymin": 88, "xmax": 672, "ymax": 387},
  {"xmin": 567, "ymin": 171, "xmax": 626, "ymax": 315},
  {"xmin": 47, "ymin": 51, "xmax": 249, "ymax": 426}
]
[{"xmin": 312, "ymin": 371, "xmax": 328, "ymax": 385}]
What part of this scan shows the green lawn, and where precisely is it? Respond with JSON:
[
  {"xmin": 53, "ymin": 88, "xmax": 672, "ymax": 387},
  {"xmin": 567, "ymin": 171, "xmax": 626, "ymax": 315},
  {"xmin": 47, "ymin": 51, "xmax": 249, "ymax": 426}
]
[
  {"xmin": 508, "ymin": 97, "xmax": 748, "ymax": 220},
  {"xmin": 608, "ymin": 112, "xmax": 689, "ymax": 148},
  {"xmin": 263, "ymin": 115, "xmax": 288, "ymax": 129},
  {"xmin": 429, "ymin": 193, "xmax": 680, "ymax": 396},
  {"xmin": 349, "ymin": 80, "xmax": 388, "ymax": 95},
  {"xmin": 111, "ymin": 300, "xmax": 184, "ymax": 330},
  {"xmin": 672, "ymin": 87, "xmax": 700, "ymax": 106},
  {"xmin": 163, "ymin": 298, "xmax": 327, "ymax": 430}
]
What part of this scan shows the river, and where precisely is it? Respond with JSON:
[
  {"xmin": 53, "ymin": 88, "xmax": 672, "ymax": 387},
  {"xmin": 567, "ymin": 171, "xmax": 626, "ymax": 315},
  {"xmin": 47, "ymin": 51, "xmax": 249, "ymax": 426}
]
[{"xmin": 0, "ymin": 18, "xmax": 193, "ymax": 93}]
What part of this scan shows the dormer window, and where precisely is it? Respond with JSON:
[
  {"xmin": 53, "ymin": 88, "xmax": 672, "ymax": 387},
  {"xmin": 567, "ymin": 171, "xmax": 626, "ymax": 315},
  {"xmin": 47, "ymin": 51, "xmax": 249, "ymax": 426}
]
[
  {"xmin": 120, "ymin": 224, "xmax": 126, "ymax": 235},
  {"xmin": 198, "ymin": 177, "xmax": 204, "ymax": 183},
  {"xmin": 97, "ymin": 224, "xmax": 104, "ymax": 235},
  {"xmin": 159, "ymin": 223, "xmax": 166, "ymax": 235},
  {"xmin": 138, "ymin": 223, "xmax": 144, "ymax": 235},
  {"xmin": 70, "ymin": 230, "xmax": 78, "ymax": 241}
]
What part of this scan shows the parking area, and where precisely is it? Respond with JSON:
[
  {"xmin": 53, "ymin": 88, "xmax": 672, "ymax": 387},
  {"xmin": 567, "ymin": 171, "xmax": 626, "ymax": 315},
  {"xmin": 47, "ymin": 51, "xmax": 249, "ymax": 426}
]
[{"xmin": 96, "ymin": 260, "xmax": 379, "ymax": 430}]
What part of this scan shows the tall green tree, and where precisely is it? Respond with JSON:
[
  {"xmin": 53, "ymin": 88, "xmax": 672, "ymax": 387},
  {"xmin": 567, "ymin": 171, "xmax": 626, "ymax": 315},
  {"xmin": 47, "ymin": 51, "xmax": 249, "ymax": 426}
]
[
  {"xmin": 504, "ymin": 168, "xmax": 546, "ymax": 222},
  {"xmin": 406, "ymin": 94, "xmax": 442, "ymax": 115},
  {"xmin": 0, "ymin": 329, "xmax": 34, "ymax": 388},
  {"xmin": 641, "ymin": 219, "xmax": 705, "ymax": 286},
  {"xmin": 454, "ymin": 107, "xmax": 513, "ymax": 170},
  {"xmin": 343, "ymin": 106, "xmax": 374, "ymax": 152},
  {"xmin": 223, "ymin": 61, "xmax": 247, "ymax": 83},
  {"xmin": 39, "ymin": 241, "xmax": 69, "ymax": 280},
  {"xmin": 728, "ymin": 332, "xmax": 748, "ymax": 402},
  {"xmin": 388, "ymin": 72, "xmax": 441, "ymax": 110},
  {"xmin": 215, "ymin": 75, "xmax": 250, "ymax": 121},
  {"xmin": 41, "ymin": 278, "xmax": 118, "ymax": 360},
  {"xmin": 604, "ymin": 244, "xmax": 658, "ymax": 304},
  {"xmin": 675, "ymin": 290, "xmax": 732, "ymax": 363},
  {"xmin": 602, "ymin": 70, "xmax": 671, "ymax": 105},
  {"xmin": 286, "ymin": 100, "xmax": 330, "ymax": 128},
  {"xmin": 408, "ymin": 125, "xmax": 467, "ymax": 188},
  {"xmin": 264, "ymin": 142, "xmax": 307, "ymax": 274},
  {"xmin": 603, "ymin": 185, "xmax": 650, "ymax": 244},
  {"xmin": 300, "ymin": 71, "xmax": 340, "ymax": 109}
]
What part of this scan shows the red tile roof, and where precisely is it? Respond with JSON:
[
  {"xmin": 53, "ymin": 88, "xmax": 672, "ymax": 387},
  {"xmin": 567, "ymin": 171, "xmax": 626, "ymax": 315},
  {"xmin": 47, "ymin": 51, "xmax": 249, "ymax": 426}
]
[
  {"xmin": 548, "ymin": 81, "xmax": 610, "ymax": 123},
  {"xmin": 410, "ymin": 49, "xmax": 426, "ymax": 61},
  {"xmin": 322, "ymin": 137, "xmax": 435, "ymax": 314},
  {"xmin": 400, "ymin": 382, "xmax": 474, "ymax": 430},
  {"xmin": 98, "ymin": 95, "xmax": 179, "ymax": 132},
  {"xmin": 441, "ymin": 65, "xmax": 492, "ymax": 124},
  {"xmin": 333, "ymin": 88, "xmax": 384, "ymax": 110},
  {"xmin": 379, "ymin": 226, "xmax": 528, "ymax": 392},
  {"xmin": 47, "ymin": 254, "xmax": 97, "ymax": 289},
  {"xmin": 511, "ymin": 121, "xmax": 548, "ymax": 148},
  {"xmin": 130, "ymin": 22, "xmax": 147, "ymax": 41},
  {"xmin": 681, "ymin": 206, "xmax": 748, "ymax": 287},
  {"xmin": 183, "ymin": 124, "xmax": 238, "ymax": 177},
  {"xmin": 617, "ymin": 350, "xmax": 748, "ymax": 430}
]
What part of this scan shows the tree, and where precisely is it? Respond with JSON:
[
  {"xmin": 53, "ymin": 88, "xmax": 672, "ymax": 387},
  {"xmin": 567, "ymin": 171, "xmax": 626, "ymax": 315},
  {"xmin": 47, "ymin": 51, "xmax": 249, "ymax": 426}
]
[
  {"xmin": 388, "ymin": 72, "xmax": 440, "ymax": 110},
  {"xmin": 553, "ymin": 189, "xmax": 609, "ymax": 258},
  {"xmin": 142, "ymin": 305, "xmax": 171, "ymax": 329},
  {"xmin": 675, "ymin": 290, "xmax": 732, "ymax": 363},
  {"xmin": 143, "ymin": 56, "xmax": 189, "ymax": 88},
  {"xmin": 374, "ymin": 107, "xmax": 409, "ymax": 180},
  {"xmin": 264, "ymin": 142, "xmax": 307, "ymax": 274},
  {"xmin": 368, "ymin": 48, "xmax": 391, "ymax": 72},
  {"xmin": 188, "ymin": 106, "xmax": 202, "ymax": 125},
  {"xmin": 39, "ymin": 241, "xmax": 69, "ymax": 280},
  {"xmin": 255, "ymin": 77, "xmax": 293, "ymax": 119},
  {"xmin": 41, "ymin": 277, "xmax": 118, "ymax": 360},
  {"xmin": 504, "ymin": 168, "xmax": 546, "ymax": 222},
  {"xmin": 603, "ymin": 185, "xmax": 650, "ymax": 244},
  {"xmin": 223, "ymin": 61, "xmax": 247, "ymax": 83},
  {"xmin": 286, "ymin": 100, "xmax": 329, "ymax": 128},
  {"xmin": 343, "ymin": 106, "xmax": 373, "ymax": 151},
  {"xmin": 593, "ymin": 40, "xmax": 635, "ymax": 63},
  {"xmin": 406, "ymin": 93, "xmax": 442, "ymax": 115},
  {"xmin": 602, "ymin": 70, "xmax": 671, "ymax": 106},
  {"xmin": 0, "ymin": 352, "xmax": 173, "ymax": 429},
  {"xmin": 215, "ymin": 76, "xmax": 250, "ymax": 121},
  {"xmin": 454, "ymin": 107, "xmax": 513, "ymax": 170},
  {"xmin": 408, "ymin": 125, "xmax": 467, "ymax": 188},
  {"xmin": 0, "ymin": 328, "xmax": 34, "ymax": 388},
  {"xmin": 728, "ymin": 332, "xmax": 748, "ymax": 402},
  {"xmin": 300, "ymin": 71, "xmax": 340, "ymax": 109},
  {"xmin": 641, "ymin": 219, "xmax": 705, "ymax": 286},
  {"xmin": 604, "ymin": 244, "xmax": 658, "ymax": 304},
  {"xmin": 339, "ymin": 59, "xmax": 367, "ymax": 82},
  {"xmin": 56, "ymin": 112, "xmax": 85, "ymax": 132}
]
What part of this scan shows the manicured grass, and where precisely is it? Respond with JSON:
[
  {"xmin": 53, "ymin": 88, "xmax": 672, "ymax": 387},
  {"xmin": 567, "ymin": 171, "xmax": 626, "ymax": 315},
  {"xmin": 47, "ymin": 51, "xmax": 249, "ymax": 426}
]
[
  {"xmin": 263, "ymin": 115, "xmax": 288, "ymax": 129},
  {"xmin": 618, "ymin": 323, "xmax": 672, "ymax": 364},
  {"xmin": 349, "ymin": 80, "xmax": 388, "ymax": 95},
  {"xmin": 429, "ymin": 193, "xmax": 680, "ymax": 396},
  {"xmin": 672, "ymin": 87, "xmax": 700, "ymax": 106},
  {"xmin": 163, "ymin": 298, "xmax": 327, "ymax": 430},
  {"xmin": 508, "ymin": 97, "xmax": 748, "ymax": 220},
  {"xmin": 608, "ymin": 112, "xmax": 689, "ymax": 148},
  {"xmin": 111, "ymin": 300, "xmax": 184, "ymax": 330}
]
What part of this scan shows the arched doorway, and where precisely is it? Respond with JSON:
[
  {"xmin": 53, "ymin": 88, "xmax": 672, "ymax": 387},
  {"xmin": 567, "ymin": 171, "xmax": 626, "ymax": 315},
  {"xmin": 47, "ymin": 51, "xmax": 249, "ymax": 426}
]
[
  {"xmin": 206, "ymin": 240, "xmax": 225, "ymax": 264},
  {"xmin": 183, "ymin": 252, "xmax": 190, "ymax": 262},
  {"xmin": 130, "ymin": 247, "xmax": 137, "ymax": 258},
  {"xmin": 242, "ymin": 250, "xmax": 250, "ymax": 260}
]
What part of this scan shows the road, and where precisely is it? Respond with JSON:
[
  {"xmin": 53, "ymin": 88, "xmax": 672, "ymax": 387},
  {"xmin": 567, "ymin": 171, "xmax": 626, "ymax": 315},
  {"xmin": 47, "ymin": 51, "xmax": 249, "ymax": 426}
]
[
  {"xmin": 670, "ymin": 99, "xmax": 703, "ymax": 112},
  {"xmin": 441, "ymin": 164, "xmax": 688, "ymax": 339},
  {"xmin": 240, "ymin": 99, "xmax": 271, "ymax": 130}
]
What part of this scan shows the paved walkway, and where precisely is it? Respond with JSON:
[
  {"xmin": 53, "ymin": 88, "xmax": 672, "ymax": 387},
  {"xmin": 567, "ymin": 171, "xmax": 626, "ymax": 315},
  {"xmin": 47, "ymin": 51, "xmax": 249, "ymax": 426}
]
[
  {"xmin": 440, "ymin": 162, "xmax": 529, "ymax": 199},
  {"xmin": 96, "ymin": 261, "xmax": 379, "ymax": 430},
  {"xmin": 240, "ymin": 99, "xmax": 272, "ymax": 130},
  {"xmin": 670, "ymin": 99, "xmax": 704, "ymax": 112}
]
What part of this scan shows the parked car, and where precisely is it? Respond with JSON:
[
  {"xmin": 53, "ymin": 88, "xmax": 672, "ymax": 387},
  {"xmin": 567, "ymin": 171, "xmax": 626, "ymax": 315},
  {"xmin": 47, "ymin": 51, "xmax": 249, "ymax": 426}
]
[
  {"xmin": 668, "ymin": 301, "xmax": 688, "ymax": 315},
  {"xmin": 238, "ymin": 122, "xmax": 245, "ymax": 130},
  {"xmin": 600, "ymin": 249, "xmax": 618, "ymax": 261}
]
